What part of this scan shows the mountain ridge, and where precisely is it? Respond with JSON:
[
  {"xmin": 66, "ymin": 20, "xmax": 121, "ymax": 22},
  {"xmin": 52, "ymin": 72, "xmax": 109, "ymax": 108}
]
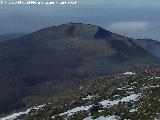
[{"xmin": 134, "ymin": 38, "xmax": 160, "ymax": 58}]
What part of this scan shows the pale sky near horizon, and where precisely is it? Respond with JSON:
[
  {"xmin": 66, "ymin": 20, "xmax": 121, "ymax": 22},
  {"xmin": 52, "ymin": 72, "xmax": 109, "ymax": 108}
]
[{"xmin": 0, "ymin": 0, "xmax": 160, "ymax": 40}]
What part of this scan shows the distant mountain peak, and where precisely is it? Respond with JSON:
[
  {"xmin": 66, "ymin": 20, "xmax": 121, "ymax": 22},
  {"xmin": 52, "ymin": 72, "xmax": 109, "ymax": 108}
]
[
  {"xmin": 61, "ymin": 22, "xmax": 111, "ymax": 39},
  {"xmin": 33, "ymin": 22, "xmax": 111, "ymax": 39},
  {"xmin": 61, "ymin": 22, "xmax": 98, "ymax": 28}
]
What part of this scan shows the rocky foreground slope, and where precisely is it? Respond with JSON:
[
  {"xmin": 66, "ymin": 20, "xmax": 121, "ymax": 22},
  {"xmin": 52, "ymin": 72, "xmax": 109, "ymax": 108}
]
[{"xmin": 1, "ymin": 67, "xmax": 160, "ymax": 120}]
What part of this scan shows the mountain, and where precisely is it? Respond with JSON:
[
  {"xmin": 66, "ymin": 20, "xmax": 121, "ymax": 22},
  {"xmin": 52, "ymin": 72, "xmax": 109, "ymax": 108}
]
[
  {"xmin": 134, "ymin": 39, "xmax": 160, "ymax": 58},
  {"xmin": 1, "ymin": 67, "xmax": 160, "ymax": 120},
  {"xmin": 0, "ymin": 22, "xmax": 158, "ymax": 114},
  {"xmin": 0, "ymin": 33, "xmax": 26, "ymax": 41}
]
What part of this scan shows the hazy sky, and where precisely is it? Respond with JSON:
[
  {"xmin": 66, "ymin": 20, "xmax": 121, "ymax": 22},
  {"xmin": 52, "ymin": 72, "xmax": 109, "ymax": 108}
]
[{"xmin": 0, "ymin": 0, "xmax": 160, "ymax": 40}]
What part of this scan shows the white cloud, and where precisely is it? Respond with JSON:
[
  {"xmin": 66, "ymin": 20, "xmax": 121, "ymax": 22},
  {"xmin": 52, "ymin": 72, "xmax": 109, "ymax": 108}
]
[{"xmin": 109, "ymin": 21, "xmax": 149, "ymax": 32}]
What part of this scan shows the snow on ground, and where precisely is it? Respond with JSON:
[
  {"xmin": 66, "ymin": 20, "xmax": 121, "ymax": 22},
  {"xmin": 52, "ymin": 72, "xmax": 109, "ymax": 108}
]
[
  {"xmin": 149, "ymin": 77, "xmax": 160, "ymax": 80},
  {"xmin": 52, "ymin": 79, "xmax": 142, "ymax": 119},
  {"xmin": 55, "ymin": 93, "xmax": 137, "ymax": 118},
  {"xmin": 113, "ymin": 95, "xmax": 120, "ymax": 97},
  {"xmin": 150, "ymin": 85, "xmax": 159, "ymax": 88},
  {"xmin": 83, "ymin": 115, "xmax": 119, "ymax": 120},
  {"xmin": 123, "ymin": 72, "xmax": 135, "ymax": 75},
  {"xmin": 59, "ymin": 105, "xmax": 93, "ymax": 117},
  {"xmin": 117, "ymin": 88, "xmax": 123, "ymax": 90},
  {"xmin": 0, "ymin": 109, "xmax": 31, "ymax": 120},
  {"xmin": 0, "ymin": 104, "xmax": 45, "ymax": 120},
  {"xmin": 51, "ymin": 93, "xmax": 141, "ymax": 118},
  {"xmin": 79, "ymin": 87, "xmax": 83, "ymax": 90},
  {"xmin": 131, "ymin": 82, "xmax": 138, "ymax": 85},
  {"xmin": 141, "ymin": 85, "xmax": 159, "ymax": 90},
  {"xmin": 155, "ymin": 77, "xmax": 160, "ymax": 79},
  {"xmin": 129, "ymin": 108, "xmax": 138, "ymax": 113},
  {"xmin": 98, "ymin": 110, "xmax": 105, "ymax": 113},
  {"xmin": 127, "ymin": 87, "xmax": 134, "ymax": 90},
  {"xmin": 99, "ymin": 94, "xmax": 141, "ymax": 108},
  {"xmin": 82, "ymin": 95, "xmax": 94, "ymax": 100}
]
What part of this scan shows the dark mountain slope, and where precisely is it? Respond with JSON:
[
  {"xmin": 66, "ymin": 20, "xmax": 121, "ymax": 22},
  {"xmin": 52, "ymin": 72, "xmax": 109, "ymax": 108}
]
[
  {"xmin": 134, "ymin": 39, "xmax": 160, "ymax": 58},
  {"xmin": 0, "ymin": 22, "xmax": 158, "ymax": 113}
]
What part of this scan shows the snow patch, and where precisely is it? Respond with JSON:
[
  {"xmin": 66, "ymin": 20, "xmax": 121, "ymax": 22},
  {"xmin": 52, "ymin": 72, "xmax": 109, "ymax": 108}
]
[
  {"xmin": 82, "ymin": 95, "xmax": 94, "ymax": 100},
  {"xmin": 123, "ymin": 72, "xmax": 135, "ymax": 75},
  {"xmin": 155, "ymin": 77, "xmax": 160, "ymax": 79},
  {"xmin": 141, "ymin": 85, "xmax": 159, "ymax": 90},
  {"xmin": 83, "ymin": 115, "xmax": 119, "ymax": 120},
  {"xmin": 131, "ymin": 82, "xmax": 138, "ymax": 84},
  {"xmin": 120, "ymin": 94, "xmax": 140, "ymax": 102},
  {"xmin": 149, "ymin": 77, "xmax": 160, "ymax": 80},
  {"xmin": 0, "ymin": 104, "xmax": 45, "ymax": 120},
  {"xmin": 113, "ymin": 95, "xmax": 120, "ymax": 97},
  {"xmin": 129, "ymin": 108, "xmax": 138, "ymax": 112},
  {"xmin": 117, "ymin": 88, "xmax": 123, "ymax": 90},
  {"xmin": 99, "ymin": 94, "xmax": 141, "ymax": 108},
  {"xmin": 98, "ymin": 110, "xmax": 105, "ymax": 113},
  {"xmin": 58, "ymin": 105, "xmax": 93, "ymax": 117},
  {"xmin": 83, "ymin": 116, "xmax": 93, "ymax": 120},
  {"xmin": 79, "ymin": 87, "xmax": 83, "ymax": 90},
  {"xmin": 127, "ymin": 87, "xmax": 134, "ymax": 90}
]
